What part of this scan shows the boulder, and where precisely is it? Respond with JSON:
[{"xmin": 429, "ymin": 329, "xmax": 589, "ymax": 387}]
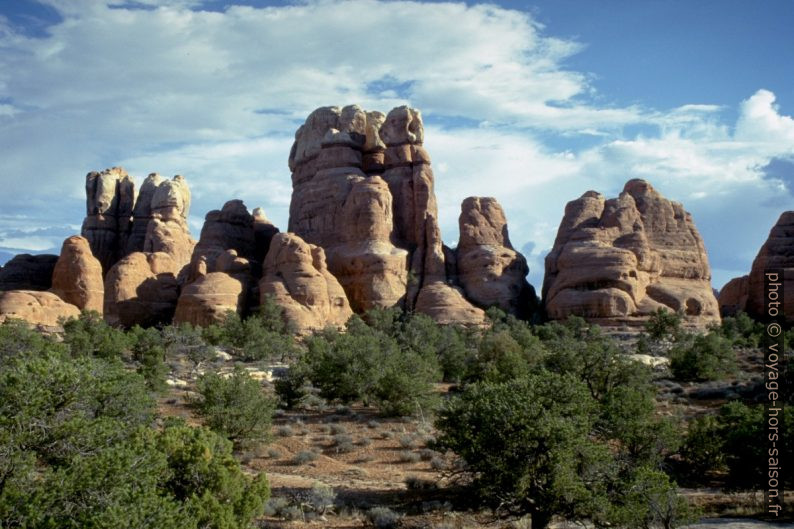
[
  {"xmin": 50, "ymin": 236, "xmax": 104, "ymax": 313},
  {"xmin": 0, "ymin": 254, "xmax": 58, "ymax": 291},
  {"xmin": 81, "ymin": 167, "xmax": 135, "ymax": 273},
  {"xmin": 543, "ymin": 179, "xmax": 719, "ymax": 329},
  {"xmin": 104, "ymin": 252, "xmax": 180, "ymax": 328},
  {"xmin": 174, "ymin": 249, "xmax": 253, "ymax": 326},
  {"xmin": 259, "ymin": 232, "xmax": 353, "ymax": 333},
  {"xmin": 456, "ymin": 197, "xmax": 536, "ymax": 318},
  {"xmin": 0, "ymin": 290, "xmax": 80, "ymax": 329}
]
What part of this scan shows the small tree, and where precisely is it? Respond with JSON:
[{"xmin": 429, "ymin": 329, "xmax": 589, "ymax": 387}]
[
  {"xmin": 61, "ymin": 310, "xmax": 130, "ymax": 359},
  {"xmin": 644, "ymin": 308, "xmax": 682, "ymax": 341},
  {"xmin": 193, "ymin": 368, "xmax": 276, "ymax": 445},
  {"xmin": 433, "ymin": 372, "xmax": 609, "ymax": 528}
]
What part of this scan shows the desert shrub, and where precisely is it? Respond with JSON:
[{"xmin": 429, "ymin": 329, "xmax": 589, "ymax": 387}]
[
  {"xmin": 203, "ymin": 311, "xmax": 299, "ymax": 362},
  {"xmin": 464, "ymin": 330, "xmax": 542, "ymax": 384},
  {"xmin": 714, "ymin": 311, "xmax": 763, "ymax": 347},
  {"xmin": 367, "ymin": 506, "xmax": 400, "ymax": 529},
  {"xmin": 192, "ymin": 368, "xmax": 276, "ymax": 445},
  {"xmin": 645, "ymin": 308, "xmax": 682, "ymax": 340},
  {"xmin": 128, "ymin": 325, "xmax": 169, "ymax": 392},
  {"xmin": 294, "ymin": 450, "xmax": 318, "ymax": 465},
  {"xmin": 398, "ymin": 434, "xmax": 415, "ymax": 448},
  {"xmin": 267, "ymin": 447, "xmax": 282, "ymax": 459},
  {"xmin": 61, "ymin": 310, "xmax": 130, "ymax": 359},
  {"xmin": 306, "ymin": 482, "xmax": 336, "ymax": 515},
  {"xmin": 669, "ymin": 332, "xmax": 736, "ymax": 382},
  {"xmin": 276, "ymin": 425, "xmax": 293, "ymax": 437},
  {"xmin": 399, "ymin": 451, "xmax": 421, "ymax": 463},
  {"xmin": 0, "ymin": 349, "xmax": 269, "ymax": 529},
  {"xmin": 434, "ymin": 372, "xmax": 612, "ymax": 528},
  {"xmin": 162, "ymin": 322, "xmax": 215, "ymax": 366},
  {"xmin": 405, "ymin": 475, "xmax": 438, "ymax": 490},
  {"xmin": 607, "ymin": 466, "xmax": 698, "ymax": 529},
  {"xmin": 678, "ymin": 414, "xmax": 724, "ymax": 479},
  {"xmin": 0, "ymin": 318, "xmax": 64, "ymax": 365},
  {"xmin": 300, "ymin": 321, "xmax": 440, "ymax": 416}
]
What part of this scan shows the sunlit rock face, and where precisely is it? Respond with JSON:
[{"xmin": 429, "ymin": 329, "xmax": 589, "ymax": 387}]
[{"xmin": 543, "ymin": 179, "xmax": 720, "ymax": 329}]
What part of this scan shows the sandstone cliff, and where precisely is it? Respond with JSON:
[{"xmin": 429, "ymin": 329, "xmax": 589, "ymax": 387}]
[
  {"xmin": 543, "ymin": 179, "xmax": 719, "ymax": 328},
  {"xmin": 50, "ymin": 236, "xmax": 104, "ymax": 313}
]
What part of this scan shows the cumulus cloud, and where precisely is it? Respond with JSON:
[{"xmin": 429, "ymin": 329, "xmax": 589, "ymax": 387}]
[{"xmin": 0, "ymin": 0, "xmax": 792, "ymax": 291}]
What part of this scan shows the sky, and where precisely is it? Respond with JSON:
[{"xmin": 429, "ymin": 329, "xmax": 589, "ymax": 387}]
[{"xmin": 0, "ymin": 0, "xmax": 793, "ymax": 291}]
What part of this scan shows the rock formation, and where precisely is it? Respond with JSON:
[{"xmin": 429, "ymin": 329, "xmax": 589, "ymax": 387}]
[
  {"xmin": 456, "ymin": 197, "xmax": 536, "ymax": 318},
  {"xmin": 0, "ymin": 290, "xmax": 80, "ymax": 329},
  {"xmin": 260, "ymin": 232, "xmax": 353, "ymax": 333},
  {"xmin": 81, "ymin": 167, "xmax": 135, "ymax": 273},
  {"xmin": 286, "ymin": 104, "xmax": 488, "ymax": 325},
  {"xmin": 104, "ymin": 252, "xmax": 181, "ymax": 328},
  {"xmin": 126, "ymin": 173, "xmax": 164, "ymax": 254},
  {"xmin": 187, "ymin": 200, "xmax": 260, "ymax": 281},
  {"xmin": 50, "ymin": 236, "xmax": 104, "ymax": 313},
  {"xmin": 174, "ymin": 249, "xmax": 253, "ymax": 326},
  {"xmin": 543, "ymin": 179, "xmax": 719, "ymax": 328},
  {"xmin": 0, "ymin": 254, "xmax": 58, "ymax": 291},
  {"xmin": 142, "ymin": 174, "xmax": 194, "ymax": 270},
  {"xmin": 718, "ymin": 211, "xmax": 794, "ymax": 321}
]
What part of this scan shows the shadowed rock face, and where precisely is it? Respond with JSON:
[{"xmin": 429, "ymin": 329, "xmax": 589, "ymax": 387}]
[
  {"xmin": 81, "ymin": 167, "xmax": 135, "ymax": 273},
  {"xmin": 104, "ymin": 252, "xmax": 181, "ymax": 328},
  {"xmin": 50, "ymin": 236, "xmax": 104, "ymax": 313},
  {"xmin": 0, "ymin": 254, "xmax": 58, "ymax": 291},
  {"xmin": 260, "ymin": 232, "xmax": 353, "ymax": 333},
  {"xmin": 719, "ymin": 211, "xmax": 794, "ymax": 322},
  {"xmin": 543, "ymin": 179, "xmax": 719, "ymax": 329},
  {"xmin": 456, "ymin": 197, "xmax": 537, "ymax": 319}
]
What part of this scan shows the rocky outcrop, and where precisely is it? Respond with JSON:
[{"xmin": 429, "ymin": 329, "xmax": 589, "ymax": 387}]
[
  {"xmin": 543, "ymin": 179, "xmax": 719, "ymax": 329},
  {"xmin": 260, "ymin": 232, "xmax": 353, "ymax": 333},
  {"xmin": 104, "ymin": 252, "xmax": 181, "ymax": 328},
  {"xmin": 0, "ymin": 254, "xmax": 58, "ymax": 291},
  {"xmin": 718, "ymin": 211, "xmax": 794, "ymax": 321},
  {"xmin": 286, "ymin": 105, "xmax": 486, "ymax": 324},
  {"xmin": 456, "ymin": 197, "xmax": 536, "ymax": 318},
  {"xmin": 126, "ymin": 173, "xmax": 164, "ymax": 254},
  {"xmin": 50, "ymin": 236, "xmax": 104, "ymax": 313},
  {"xmin": 253, "ymin": 207, "xmax": 279, "ymax": 265},
  {"xmin": 142, "ymin": 175, "xmax": 194, "ymax": 270},
  {"xmin": 0, "ymin": 290, "xmax": 80, "ymax": 329},
  {"xmin": 81, "ymin": 167, "xmax": 135, "ymax": 273},
  {"xmin": 174, "ymin": 249, "xmax": 253, "ymax": 326},
  {"xmin": 187, "ymin": 200, "xmax": 260, "ymax": 282}
]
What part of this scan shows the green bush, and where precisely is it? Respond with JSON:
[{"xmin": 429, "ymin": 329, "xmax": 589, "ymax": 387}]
[
  {"xmin": 193, "ymin": 368, "xmax": 276, "ymax": 445},
  {"xmin": 464, "ymin": 330, "xmax": 544, "ymax": 384},
  {"xmin": 669, "ymin": 332, "xmax": 736, "ymax": 382},
  {"xmin": 0, "ymin": 318, "xmax": 64, "ymax": 366},
  {"xmin": 714, "ymin": 311, "xmax": 763, "ymax": 347},
  {"xmin": 203, "ymin": 311, "xmax": 299, "ymax": 362},
  {"xmin": 62, "ymin": 310, "xmax": 130, "ymax": 359},
  {"xmin": 0, "ymin": 348, "xmax": 269, "ymax": 528},
  {"xmin": 644, "ymin": 308, "xmax": 682, "ymax": 340},
  {"xmin": 128, "ymin": 325, "xmax": 169, "ymax": 392},
  {"xmin": 607, "ymin": 466, "xmax": 698, "ymax": 529},
  {"xmin": 162, "ymin": 322, "xmax": 216, "ymax": 366},
  {"xmin": 433, "ymin": 372, "xmax": 609, "ymax": 527},
  {"xmin": 678, "ymin": 414, "xmax": 724, "ymax": 479}
]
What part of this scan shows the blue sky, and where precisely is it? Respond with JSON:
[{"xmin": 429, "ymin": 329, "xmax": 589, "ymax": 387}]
[{"xmin": 1, "ymin": 0, "xmax": 793, "ymax": 291}]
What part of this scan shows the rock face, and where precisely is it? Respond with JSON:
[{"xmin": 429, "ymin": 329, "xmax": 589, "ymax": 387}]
[
  {"xmin": 104, "ymin": 252, "xmax": 181, "ymax": 328},
  {"xmin": 126, "ymin": 173, "xmax": 164, "ymax": 254},
  {"xmin": 175, "ymin": 249, "xmax": 253, "ymax": 326},
  {"xmin": 457, "ymin": 197, "xmax": 536, "ymax": 318},
  {"xmin": 260, "ymin": 232, "xmax": 353, "ymax": 333},
  {"xmin": 81, "ymin": 167, "xmax": 135, "ymax": 273},
  {"xmin": 287, "ymin": 104, "xmax": 488, "ymax": 325},
  {"xmin": 187, "ymin": 200, "xmax": 260, "ymax": 281},
  {"xmin": 718, "ymin": 211, "xmax": 794, "ymax": 321},
  {"xmin": 142, "ymin": 174, "xmax": 194, "ymax": 270},
  {"xmin": 0, "ymin": 290, "xmax": 80, "ymax": 329},
  {"xmin": 50, "ymin": 236, "xmax": 104, "ymax": 313},
  {"xmin": 0, "ymin": 254, "xmax": 58, "ymax": 291},
  {"xmin": 543, "ymin": 179, "xmax": 719, "ymax": 328}
]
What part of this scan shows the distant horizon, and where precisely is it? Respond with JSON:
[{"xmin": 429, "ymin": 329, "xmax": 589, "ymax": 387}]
[{"xmin": 1, "ymin": 0, "xmax": 793, "ymax": 292}]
